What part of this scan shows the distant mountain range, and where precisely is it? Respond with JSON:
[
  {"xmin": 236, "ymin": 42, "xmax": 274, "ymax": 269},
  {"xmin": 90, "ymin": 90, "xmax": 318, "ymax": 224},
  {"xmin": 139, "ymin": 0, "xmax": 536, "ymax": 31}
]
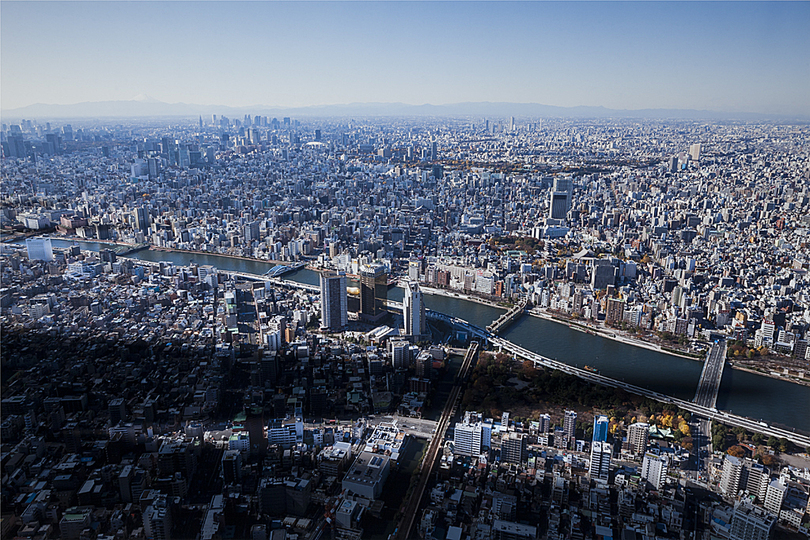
[{"xmin": 2, "ymin": 97, "xmax": 805, "ymax": 121}]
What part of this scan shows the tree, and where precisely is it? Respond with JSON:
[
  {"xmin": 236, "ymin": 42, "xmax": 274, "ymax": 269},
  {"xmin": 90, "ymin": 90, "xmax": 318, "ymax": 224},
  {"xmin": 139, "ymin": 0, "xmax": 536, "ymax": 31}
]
[
  {"xmin": 761, "ymin": 454, "xmax": 777, "ymax": 467},
  {"xmin": 727, "ymin": 446, "xmax": 746, "ymax": 458},
  {"xmin": 767, "ymin": 436, "xmax": 779, "ymax": 448},
  {"xmin": 751, "ymin": 433, "xmax": 764, "ymax": 445},
  {"xmin": 521, "ymin": 360, "xmax": 537, "ymax": 380}
]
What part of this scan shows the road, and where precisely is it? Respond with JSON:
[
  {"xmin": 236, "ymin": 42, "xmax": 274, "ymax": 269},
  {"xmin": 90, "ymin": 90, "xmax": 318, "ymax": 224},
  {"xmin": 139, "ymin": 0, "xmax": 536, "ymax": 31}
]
[
  {"xmin": 694, "ymin": 341, "xmax": 727, "ymax": 409},
  {"xmin": 682, "ymin": 416, "xmax": 713, "ymax": 486},
  {"xmin": 366, "ymin": 415, "xmax": 438, "ymax": 440}
]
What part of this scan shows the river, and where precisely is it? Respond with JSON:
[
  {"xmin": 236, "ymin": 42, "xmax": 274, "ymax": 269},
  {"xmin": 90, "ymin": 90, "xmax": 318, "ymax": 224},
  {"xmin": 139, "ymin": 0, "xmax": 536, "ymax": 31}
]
[{"xmin": 14, "ymin": 239, "xmax": 810, "ymax": 433}]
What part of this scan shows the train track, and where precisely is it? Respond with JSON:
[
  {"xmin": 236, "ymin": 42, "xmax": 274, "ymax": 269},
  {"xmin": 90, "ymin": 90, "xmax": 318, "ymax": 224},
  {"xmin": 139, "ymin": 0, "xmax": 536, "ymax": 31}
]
[{"xmin": 392, "ymin": 341, "xmax": 479, "ymax": 540}]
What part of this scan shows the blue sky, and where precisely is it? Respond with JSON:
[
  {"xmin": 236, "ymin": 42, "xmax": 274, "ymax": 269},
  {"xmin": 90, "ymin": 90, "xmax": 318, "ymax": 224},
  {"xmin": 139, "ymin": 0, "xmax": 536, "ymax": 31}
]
[{"xmin": 2, "ymin": 1, "xmax": 809, "ymax": 114}]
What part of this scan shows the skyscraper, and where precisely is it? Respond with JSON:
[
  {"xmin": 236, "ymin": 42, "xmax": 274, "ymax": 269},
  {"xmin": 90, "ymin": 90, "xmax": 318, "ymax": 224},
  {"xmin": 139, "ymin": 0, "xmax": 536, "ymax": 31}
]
[
  {"xmin": 320, "ymin": 272, "xmax": 347, "ymax": 331},
  {"xmin": 626, "ymin": 422, "xmax": 650, "ymax": 455},
  {"xmin": 563, "ymin": 410, "xmax": 577, "ymax": 447},
  {"xmin": 144, "ymin": 494, "xmax": 172, "ymax": 540},
  {"xmin": 501, "ymin": 432, "xmax": 526, "ymax": 464},
  {"xmin": 548, "ymin": 177, "xmax": 573, "ymax": 220},
  {"xmin": 689, "ymin": 143, "xmax": 701, "ymax": 162},
  {"xmin": 134, "ymin": 207, "xmax": 150, "ymax": 232},
  {"xmin": 641, "ymin": 452, "xmax": 669, "ymax": 490},
  {"xmin": 592, "ymin": 415, "xmax": 609, "ymax": 443},
  {"xmin": 359, "ymin": 264, "xmax": 387, "ymax": 322},
  {"xmin": 25, "ymin": 237, "xmax": 54, "ymax": 262},
  {"xmin": 403, "ymin": 280, "xmax": 426, "ymax": 337},
  {"xmin": 589, "ymin": 441, "xmax": 612, "ymax": 481},
  {"xmin": 729, "ymin": 501, "xmax": 775, "ymax": 540}
]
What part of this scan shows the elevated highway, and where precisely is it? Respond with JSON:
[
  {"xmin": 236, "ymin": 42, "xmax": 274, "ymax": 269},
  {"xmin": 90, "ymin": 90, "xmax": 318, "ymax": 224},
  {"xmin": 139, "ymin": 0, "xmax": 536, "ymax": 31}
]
[{"xmin": 490, "ymin": 335, "xmax": 810, "ymax": 448}]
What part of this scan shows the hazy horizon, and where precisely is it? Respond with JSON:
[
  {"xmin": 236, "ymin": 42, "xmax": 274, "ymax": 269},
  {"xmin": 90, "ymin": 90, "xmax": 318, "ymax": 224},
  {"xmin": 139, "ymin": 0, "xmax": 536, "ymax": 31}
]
[{"xmin": 2, "ymin": 1, "xmax": 809, "ymax": 116}]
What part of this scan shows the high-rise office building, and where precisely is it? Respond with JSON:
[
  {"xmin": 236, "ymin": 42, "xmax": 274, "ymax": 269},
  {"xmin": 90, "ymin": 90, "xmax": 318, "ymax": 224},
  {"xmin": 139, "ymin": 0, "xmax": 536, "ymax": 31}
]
[
  {"xmin": 403, "ymin": 280, "xmax": 426, "ymax": 337},
  {"xmin": 134, "ymin": 207, "xmax": 150, "ymax": 231},
  {"xmin": 763, "ymin": 478, "xmax": 787, "ymax": 514},
  {"xmin": 359, "ymin": 264, "xmax": 387, "ymax": 322},
  {"xmin": 729, "ymin": 501, "xmax": 775, "ymax": 540},
  {"xmin": 626, "ymin": 422, "xmax": 650, "ymax": 455},
  {"xmin": 563, "ymin": 410, "xmax": 577, "ymax": 447},
  {"xmin": 109, "ymin": 398, "xmax": 126, "ymax": 427},
  {"xmin": 221, "ymin": 449, "xmax": 242, "ymax": 484},
  {"xmin": 3, "ymin": 133, "xmax": 27, "ymax": 158},
  {"xmin": 720, "ymin": 454, "xmax": 744, "ymax": 497},
  {"xmin": 454, "ymin": 422, "xmax": 484, "ymax": 457},
  {"xmin": 589, "ymin": 441, "xmax": 612, "ymax": 481},
  {"xmin": 501, "ymin": 432, "xmax": 526, "ymax": 464},
  {"xmin": 25, "ymin": 237, "xmax": 54, "ymax": 262},
  {"xmin": 144, "ymin": 495, "xmax": 172, "ymax": 540},
  {"xmin": 538, "ymin": 414, "xmax": 551, "ymax": 434},
  {"xmin": 548, "ymin": 177, "xmax": 573, "ymax": 220},
  {"xmin": 689, "ymin": 143, "xmax": 701, "ymax": 162},
  {"xmin": 641, "ymin": 452, "xmax": 669, "ymax": 490},
  {"xmin": 592, "ymin": 415, "xmax": 609, "ymax": 443},
  {"xmin": 320, "ymin": 272, "xmax": 347, "ymax": 331},
  {"xmin": 669, "ymin": 156, "xmax": 679, "ymax": 172},
  {"xmin": 453, "ymin": 411, "xmax": 492, "ymax": 457},
  {"xmin": 243, "ymin": 220, "xmax": 262, "ymax": 244}
]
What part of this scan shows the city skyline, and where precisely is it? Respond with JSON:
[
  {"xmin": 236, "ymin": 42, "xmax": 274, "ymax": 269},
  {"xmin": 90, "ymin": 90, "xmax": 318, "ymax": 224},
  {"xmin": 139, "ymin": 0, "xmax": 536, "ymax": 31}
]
[{"xmin": 2, "ymin": 1, "xmax": 810, "ymax": 116}]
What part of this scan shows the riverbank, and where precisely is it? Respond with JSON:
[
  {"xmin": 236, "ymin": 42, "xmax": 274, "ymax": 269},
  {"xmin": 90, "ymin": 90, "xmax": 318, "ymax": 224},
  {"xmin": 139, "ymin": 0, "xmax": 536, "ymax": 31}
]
[
  {"xmin": 149, "ymin": 245, "xmax": 298, "ymax": 267},
  {"xmin": 526, "ymin": 307, "xmax": 703, "ymax": 362},
  {"xmin": 420, "ymin": 285, "xmax": 508, "ymax": 312},
  {"xmin": 726, "ymin": 362, "xmax": 810, "ymax": 388},
  {"xmin": 3, "ymin": 234, "xmax": 131, "ymax": 248},
  {"xmin": 526, "ymin": 307, "xmax": 810, "ymax": 389},
  {"xmin": 13, "ymin": 234, "xmax": 310, "ymax": 268}
]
